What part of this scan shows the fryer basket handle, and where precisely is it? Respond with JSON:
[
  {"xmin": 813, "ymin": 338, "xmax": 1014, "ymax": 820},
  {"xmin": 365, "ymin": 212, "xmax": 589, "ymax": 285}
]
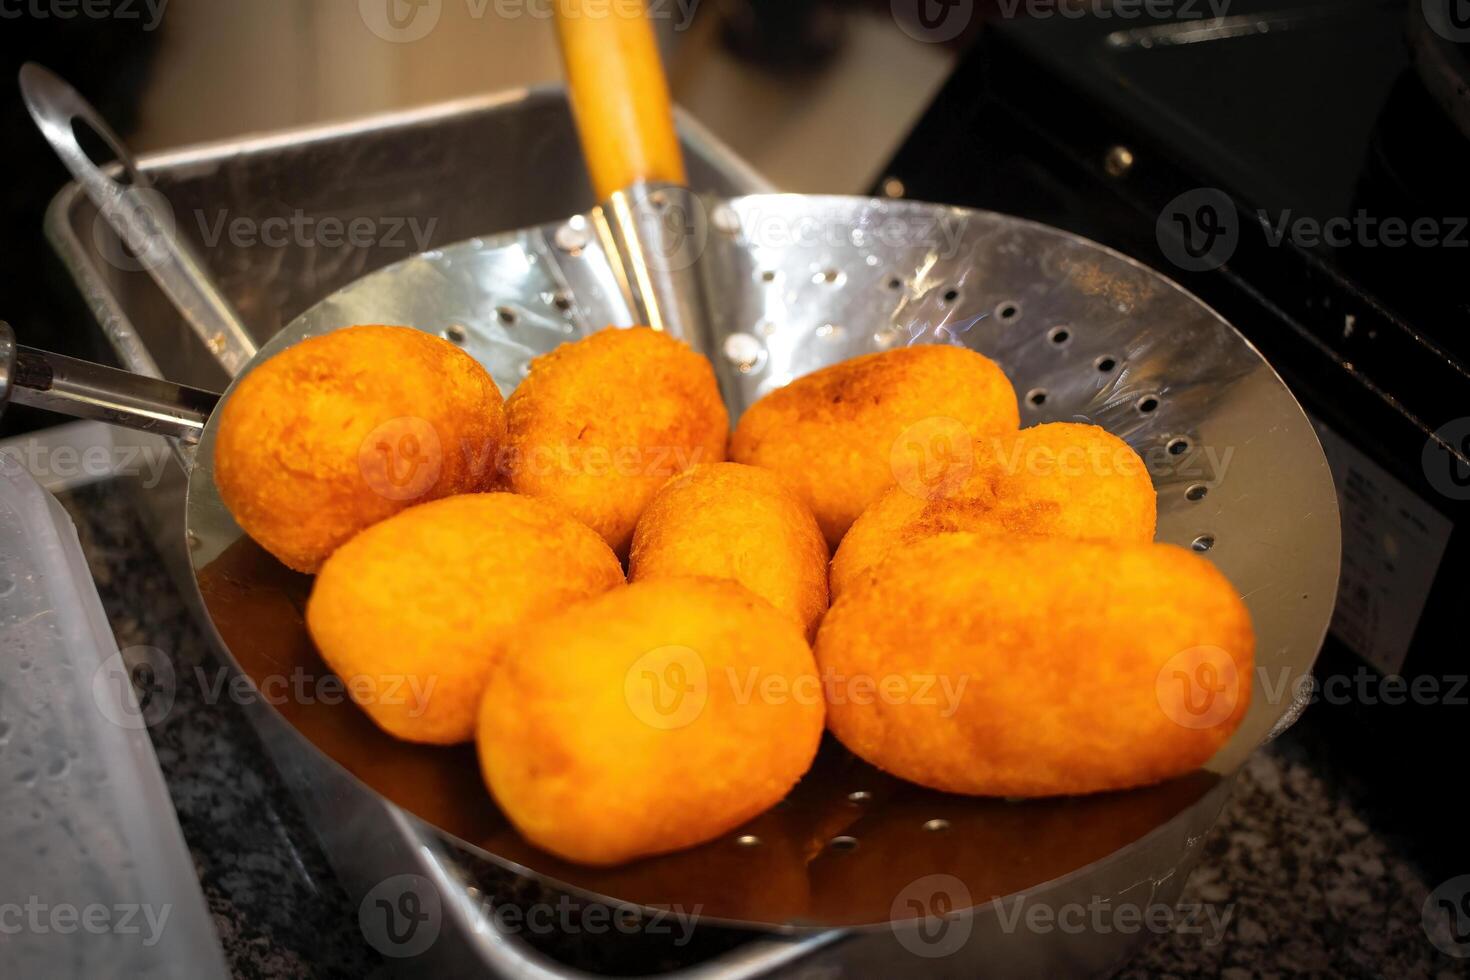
[{"xmin": 19, "ymin": 63, "xmax": 259, "ymax": 378}]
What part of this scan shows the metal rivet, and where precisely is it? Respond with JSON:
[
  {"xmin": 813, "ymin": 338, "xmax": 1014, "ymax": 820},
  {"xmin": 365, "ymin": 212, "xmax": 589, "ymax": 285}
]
[
  {"xmin": 722, "ymin": 333, "xmax": 766, "ymax": 374},
  {"xmin": 735, "ymin": 834, "xmax": 761, "ymax": 847},
  {"xmin": 1192, "ymin": 534, "xmax": 1216, "ymax": 553},
  {"xmin": 847, "ymin": 790, "xmax": 872, "ymax": 804},
  {"xmin": 828, "ymin": 836, "xmax": 859, "ymax": 852},
  {"xmin": 923, "ymin": 819, "xmax": 951, "ymax": 832},
  {"xmin": 882, "ymin": 176, "xmax": 906, "ymax": 199},
  {"xmin": 712, "ymin": 203, "xmax": 742, "ymax": 237},
  {"xmin": 1104, "ymin": 145, "xmax": 1135, "ymax": 178},
  {"xmin": 554, "ymin": 218, "xmax": 591, "ymax": 255}
]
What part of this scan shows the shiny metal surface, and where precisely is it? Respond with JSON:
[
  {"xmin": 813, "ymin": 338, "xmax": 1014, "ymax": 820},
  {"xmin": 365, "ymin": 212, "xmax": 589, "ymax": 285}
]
[
  {"xmin": 5, "ymin": 335, "xmax": 217, "ymax": 441},
  {"xmin": 180, "ymin": 195, "xmax": 1340, "ymax": 935},
  {"xmin": 0, "ymin": 321, "xmax": 14, "ymax": 417}
]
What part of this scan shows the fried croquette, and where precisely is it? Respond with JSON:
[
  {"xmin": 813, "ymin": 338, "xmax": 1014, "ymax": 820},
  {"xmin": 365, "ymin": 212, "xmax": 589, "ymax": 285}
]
[
  {"xmin": 215, "ymin": 324, "xmax": 505, "ymax": 573},
  {"xmin": 830, "ymin": 422, "xmax": 1156, "ymax": 596},
  {"xmin": 478, "ymin": 578, "xmax": 824, "ymax": 866},
  {"xmin": 730, "ymin": 344, "xmax": 1019, "ymax": 547},
  {"xmin": 628, "ymin": 463, "xmax": 829, "ymax": 639},
  {"xmin": 816, "ymin": 534, "xmax": 1254, "ymax": 797},
  {"xmin": 500, "ymin": 326, "xmax": 729, "ymax": 557},
  {"xmin": 306, "ymin": 493, "xmax": 623, "ymax": 745}
]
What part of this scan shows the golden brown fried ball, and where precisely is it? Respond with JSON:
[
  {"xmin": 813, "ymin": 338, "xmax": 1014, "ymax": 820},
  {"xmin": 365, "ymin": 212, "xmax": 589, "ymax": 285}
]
[
  {"xmin": 628, "ymin": 463, "xmax": 829, "ymax": 639},
  {"xmin": 501, "ymin": 326, "xmax": 729, "ymax": 558},
  {"xmin": 306, "ymin": 493, "xmax": 623, "ymax": 745},
  {"xmin": 478, "ymin": 578, "xmax": 824, "ymax": 866},
  {"xmin": 830, "ymin": 422, "xmax": 1156, "ymax": 596},
  {"xmin": 730, "ymin": 344, "xmax": 1019, "ymax": 548},
  {"xmin": 816, "ymin": 534, "xmax": 1253, "ymax": 797},
  {"xmin": 215, "ymin": 324, "xmax": 505, "ymax": 573}
]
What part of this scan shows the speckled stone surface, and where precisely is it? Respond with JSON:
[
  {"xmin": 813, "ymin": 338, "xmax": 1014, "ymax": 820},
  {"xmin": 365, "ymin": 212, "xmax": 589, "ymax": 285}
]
[{"xmin": 54, "ymin": 481, "xmax": 1467, "ymax": 978}]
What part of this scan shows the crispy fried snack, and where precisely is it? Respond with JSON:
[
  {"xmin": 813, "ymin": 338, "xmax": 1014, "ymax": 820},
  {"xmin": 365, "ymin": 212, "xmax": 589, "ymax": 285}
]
[
  {"xmin": 730, "ymin": 344, "xmax": 1019, "ymax": 548},
  {"xmin": 629, "ymin": 463, "xmax": 829, "ymax": 639},
  {"xmin": 306, "ymin": 493, "xmax": 623, "ymax": 745},
  {"xmin": 478, "ymin": 578, "xmax": 824, "ymax": 866},
  {"xmin": 816, "ymin": 534, "xmax": 1254, "ymax": 797},
  {"xmin": 500, "ymin": 326, "xmax": 729, "ymax": 558},
  {"xmin": 830, "ymin": 422, "xmax": 1156, "ymax": 596},
  {"xmin": 215, "ymin": 324, "xmax": 505, "ymax": 573}
]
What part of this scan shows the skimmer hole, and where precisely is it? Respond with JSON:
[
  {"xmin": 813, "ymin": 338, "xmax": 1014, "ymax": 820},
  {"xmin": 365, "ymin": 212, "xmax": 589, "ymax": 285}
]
[
  {"xmin": 1192, "ymin": 534, "xmax": 1216, "ymax": 553},
  {"xmin": 1136, "ymin": 394, "xmax": 1160, "ymax": 414},
  {"xmin": 997, "ymin": 301, "xmax": 1021, "ymax": 321},
  {"xmin": 444, "ymin": 324, "xmax": 467, "ymax": 345},
  {"xmin": 887, "ymin": 277, "xmax": 904, "ymax": 291},
  {"xmin": 1048, "ymin": 326, "xmax": 1072, "ymax": 346},
  {"xmin": 942, "ymin": 288, "xmax": 960, "ymax": 305},
  {"xmin": 760, "ymin": 270, "xmax": 777, "ymax": 283},
  {"xmin": 1096, "ymin": 356, "xmax": 1118, "ymax": 373},
  {"xmin": 1026, "ymin": 388, "xmax": 1048, "ymax": 408},
  {"xmin": 496, "ymin": 306, "xmax": 517, "ymax": 325},
  {"xmin": 1186, "ymin": 484, "xmax": 1209, "ymax": 502},
  {"xmin": 551, "ymin": 291, "xmax": 573, "ymax": 313},
  {"xmin": 828, "ymin": 836, "xmax": 859, "ymax": 852},
  {"xmin": 1168, "ymin": 437, "xmax": 1191, "ymax": 456}
]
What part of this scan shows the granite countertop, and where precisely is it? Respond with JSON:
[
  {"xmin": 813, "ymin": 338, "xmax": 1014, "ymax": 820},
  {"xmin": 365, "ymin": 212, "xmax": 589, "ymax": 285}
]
[{"xmin": 57, "ymin": 482, "xmax": 1462, "ymax": 979}]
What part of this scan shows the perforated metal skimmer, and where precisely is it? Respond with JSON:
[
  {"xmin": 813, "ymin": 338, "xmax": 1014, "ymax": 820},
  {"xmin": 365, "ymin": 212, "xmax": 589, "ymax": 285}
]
[{"xmin": 185, "ymin": 192, "xmax": 1340, "ymax": 931}]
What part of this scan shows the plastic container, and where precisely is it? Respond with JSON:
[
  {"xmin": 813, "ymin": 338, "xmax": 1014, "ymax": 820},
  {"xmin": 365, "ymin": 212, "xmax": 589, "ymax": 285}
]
[{"xmin": 0, "ymin": 451, "xmax": 227, "ymax": 978}]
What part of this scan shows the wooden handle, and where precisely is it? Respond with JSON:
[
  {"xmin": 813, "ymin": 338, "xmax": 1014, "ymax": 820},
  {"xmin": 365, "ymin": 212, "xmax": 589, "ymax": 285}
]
[{"xmin": 554, "ymin": 1, "xmax": 687, "ymax": 200}]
